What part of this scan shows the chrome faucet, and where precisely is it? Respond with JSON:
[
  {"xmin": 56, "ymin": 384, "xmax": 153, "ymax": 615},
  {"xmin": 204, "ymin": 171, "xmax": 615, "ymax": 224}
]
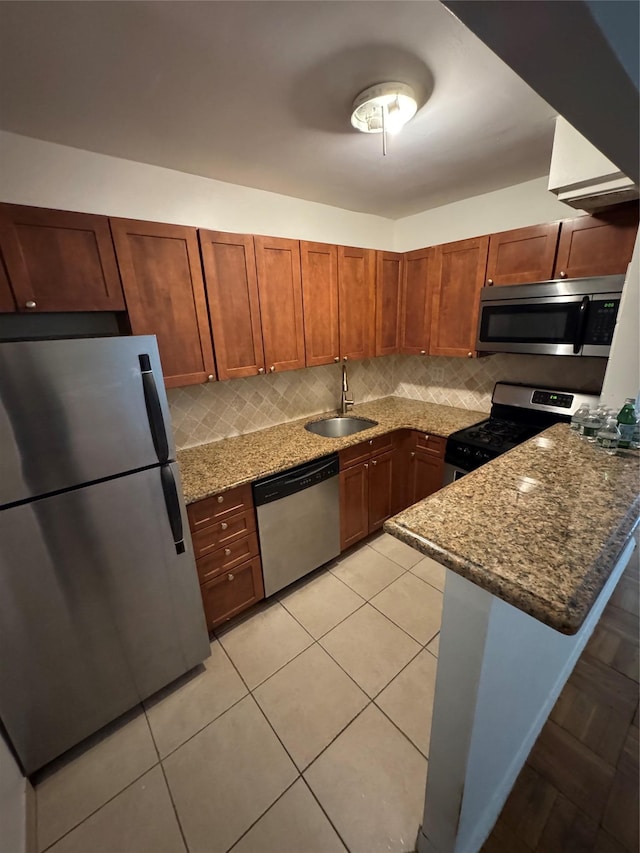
[{"xmin": 341, "ymin": 363, "xmax": 354, "ymax": 415}]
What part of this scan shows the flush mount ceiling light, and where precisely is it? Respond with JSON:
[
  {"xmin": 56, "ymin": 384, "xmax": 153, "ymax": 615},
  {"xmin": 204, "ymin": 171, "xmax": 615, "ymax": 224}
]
[{"xmin": 351, "ymin": 82, "xmax": 418, "ymax": 155}]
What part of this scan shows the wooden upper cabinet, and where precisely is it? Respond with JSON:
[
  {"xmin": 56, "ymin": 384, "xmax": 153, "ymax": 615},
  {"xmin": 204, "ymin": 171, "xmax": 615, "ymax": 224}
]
[
  {"xmin": 375, "ymin": 251, "xmax": 403, "ymax": 356},
  {"xmin": 430, "ymin": 236, "xmax": 489, "ymax": 358},
  {"xmin": 300, "ymin": 241, "xmax": 340, "ymax": 367},
  {"xmin": 0, "ymin": 252, "xmax": 16, "ymax": 313},
  {"xmin": 199, "ymin": 231, "xmax": 265, "ymax": 380},
  {"xmin": 110, "ymin": 219, "xmax": 215, "ymax": 388},
  {"xmin": 338, "ymin": 245, "xmax": 375, "ymax": 361},
  {"xmin": 254, "ymin": 236, "xmax": 305, "ymax": 373},
  {"xmin": 401, "ymin": 247, "xmax": 434, "ymax": 355},
  {"xmin": 554, "ymin": 204, "xmax": 639, "ymax": 279},
  {"xmin": 0, "ymin": 204, "xmax": 124, "ymax": 312},
  {"xmin": 486, "ymin": 223, "xmax": 561, "ymax": 286}
]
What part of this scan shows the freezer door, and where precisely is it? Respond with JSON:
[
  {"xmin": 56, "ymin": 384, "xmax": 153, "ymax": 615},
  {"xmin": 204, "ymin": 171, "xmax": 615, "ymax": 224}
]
[
  {"xmin": 0, "ymin": 463, "xmax": 210, "ymax": 774},
  {"xmin": 0, "ymin": 336, "xmax": 174, "ymax": 506}
]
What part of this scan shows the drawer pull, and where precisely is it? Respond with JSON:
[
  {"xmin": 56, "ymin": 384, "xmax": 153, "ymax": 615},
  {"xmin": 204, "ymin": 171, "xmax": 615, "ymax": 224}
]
[
  {"xmin": 368, "ymin": 440, "xmax": 373, "ymax": 446},
  {"xmin": 221, "ymin": 522, "xmax": 228, "ymax": 531},
  {"xmin": 371, "ymin": 460, "xmax": 377, "ymax": 466},
  {"xmin": 217, "ymin": 495, "xmax": 224, "ymax": 503},
  {"xmin": 227, "ymin": 573, "xmax": 235, "ymax": 581},
  {"xmin": 224, "ymin": 548, "xmax": 231, "ymax": 556}
]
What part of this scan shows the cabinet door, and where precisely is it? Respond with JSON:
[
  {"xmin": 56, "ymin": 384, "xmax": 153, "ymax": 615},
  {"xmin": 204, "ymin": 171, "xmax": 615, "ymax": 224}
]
[
  {"xmin": 254, "ymin": 236, "xmax": 305, "ymax": 373},
  {"xmin": 554, "ymin": 205, "xmax": 639, "ymax": 279},
  {"xmin": 301, "ymin": 241, "xmax": 340, "ymax": 367},
  {"xmin": 375, "ymin": 251, "xmax": 403, "ymax": 356},
  {"xmin": 391, "ymin": 431, "xmax": 412, "ymax": 514},
  {"xmin": 368, "ymin": 449, "xmax": 394, "ymax": 532},
  {"xmin": 486, "ymin": 223, "xmax": 560, "ymax": 286},
  {"xmin": 0, "ymin": 204, "xmax": 124, "ymax": 312},
  {"xmin": 338, "ymin": 245, "xmax": 375, "ymax": 361},
  {"xmin": 199, "ymin": 231, "xmax": 265, "ymax": 380},
  {"xmin": 0, "ymin": 251, "xmax": 16, "ymax": 313},
  {"xmin": 110, "ymin": 219, "xmax": 215, "ymax": 388},
  {"xmin": 401, "ymin": 248, "xmax": 434, "ymax": 355},
  {"xmin": 411, "ymin": 449, "xmax": 444, "ymax": 503},
  {"xmin": 430, "ymin": 236, "xmax": 489, "ymax": 358},
  {"xmin": 339, "ymin": 461, "xmax": 369, "ymax": 551}
]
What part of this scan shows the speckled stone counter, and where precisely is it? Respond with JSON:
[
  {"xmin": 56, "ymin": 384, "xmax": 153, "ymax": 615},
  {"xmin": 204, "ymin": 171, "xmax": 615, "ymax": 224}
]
[
  {"xmin": 177, "ymin": 396, "xmax": 485, "ymax": 503},
  {"xmin": 386, "ymin": 423, "xmax": 640, "ymax": 634}
]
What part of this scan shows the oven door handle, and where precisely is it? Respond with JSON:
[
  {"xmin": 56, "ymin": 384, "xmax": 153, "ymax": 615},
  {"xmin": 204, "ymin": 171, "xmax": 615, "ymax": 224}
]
[{"xmin": 573, "ymin": 296, "xmax": 590, "ymax": 354}]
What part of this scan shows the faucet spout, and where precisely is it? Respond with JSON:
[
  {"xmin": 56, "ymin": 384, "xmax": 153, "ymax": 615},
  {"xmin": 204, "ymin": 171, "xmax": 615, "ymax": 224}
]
[{"xmin": 340, "ymin": 363, "xmax": 354, "ymax": 414}]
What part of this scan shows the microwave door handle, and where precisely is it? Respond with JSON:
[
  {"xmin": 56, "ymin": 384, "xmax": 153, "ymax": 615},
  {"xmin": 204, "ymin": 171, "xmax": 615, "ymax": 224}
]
[{"xmin": 574, "ymin": 296, "xmax": 590, "ymax": 354}]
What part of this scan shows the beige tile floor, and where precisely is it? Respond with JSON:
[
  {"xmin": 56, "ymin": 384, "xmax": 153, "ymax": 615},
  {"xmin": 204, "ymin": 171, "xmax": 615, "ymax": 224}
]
[{"xmin": 34, "ymin": 533, "xmax": 445, "ymax": 853}]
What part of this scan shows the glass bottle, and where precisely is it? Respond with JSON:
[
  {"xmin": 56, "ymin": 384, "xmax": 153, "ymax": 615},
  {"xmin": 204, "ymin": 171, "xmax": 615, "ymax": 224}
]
[
  {"xmin": 582, "ymin": 408, "xmax": 603, "ymax": 442},
  {"xmin": 571, "ymin": 404, "xmax": 590, "ymax": 435},
  {"xmin": 617, "ymin": 398, "xmax": 637, "ymax": 449},
  {"xmin": 631, "ymin": 419, "xmax": 640, "ymax": 451},
  {"xmin": 596, "ymin": 416, "xmax": 621, "ymax": 455}
]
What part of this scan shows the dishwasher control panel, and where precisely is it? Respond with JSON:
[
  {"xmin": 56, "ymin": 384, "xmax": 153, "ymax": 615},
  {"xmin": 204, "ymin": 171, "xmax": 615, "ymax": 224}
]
[{"xmin": 253, "ymin": 453, "xmax": 339, "ymax": 506}]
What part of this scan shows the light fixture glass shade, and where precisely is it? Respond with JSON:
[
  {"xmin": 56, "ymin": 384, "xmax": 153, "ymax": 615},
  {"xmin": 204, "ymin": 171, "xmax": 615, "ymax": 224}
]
[{"xmin": 351, "ymin": 82, "xmax": 417, "ymax": 135}]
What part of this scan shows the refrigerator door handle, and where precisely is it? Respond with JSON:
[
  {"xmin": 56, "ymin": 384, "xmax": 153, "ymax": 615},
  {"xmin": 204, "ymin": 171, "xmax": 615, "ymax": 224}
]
[
  {"xmin": 160, "ymin": 464, "xmax": 185, "ymax": 554},
  {"xmin": 139, "ymin": 354, "xmax": 169, "ymax": 463}
]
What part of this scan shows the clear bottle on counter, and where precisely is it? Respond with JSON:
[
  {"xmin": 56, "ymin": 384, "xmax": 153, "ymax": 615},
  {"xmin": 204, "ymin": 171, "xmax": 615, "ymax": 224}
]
[
  {"xmin": 596, "ymin": 416, "xmax": 621, "ymax": 455},
  {"xmin": 616, "ymin": 398, "xmax": 637, "ymax": 449},
  {"xmin": 631, "ymin": 420, "xmax": 640, "ymax": 450},
  {"xmin": 571, "ymin": 404, "xmax": 590, "ymax": 435},
  {"xmin": 582, "ymin": 408, "xmax": 604, "ymax": 442}
]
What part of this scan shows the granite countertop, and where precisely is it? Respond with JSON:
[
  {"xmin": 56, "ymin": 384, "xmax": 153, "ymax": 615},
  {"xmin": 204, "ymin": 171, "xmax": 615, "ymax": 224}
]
[
  {"xmin": 177, "ymin": 396, "xmax": 485, "ymax": 503},
  {"xmin": 386, "ymin": 423, "xmax": 640, "ymax": 634}
]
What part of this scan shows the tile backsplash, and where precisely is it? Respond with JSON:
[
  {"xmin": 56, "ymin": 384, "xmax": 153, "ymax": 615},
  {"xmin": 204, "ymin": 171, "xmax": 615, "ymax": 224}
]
[{"xmin": 168, "ymin": 354, "xmax": 607, "ymax": 449}]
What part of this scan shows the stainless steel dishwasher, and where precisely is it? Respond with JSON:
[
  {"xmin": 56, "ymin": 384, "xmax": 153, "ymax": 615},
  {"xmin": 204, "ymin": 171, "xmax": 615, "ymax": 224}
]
[{"xmin": 253, "ymin": 454, "xmax": 340, "ymax": 597}]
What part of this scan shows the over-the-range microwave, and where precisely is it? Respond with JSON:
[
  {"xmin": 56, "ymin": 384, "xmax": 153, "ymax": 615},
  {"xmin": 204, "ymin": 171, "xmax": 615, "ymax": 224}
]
[{"xmin": 476, "ymin": 274, "xmax": 625, "ymax": 357}]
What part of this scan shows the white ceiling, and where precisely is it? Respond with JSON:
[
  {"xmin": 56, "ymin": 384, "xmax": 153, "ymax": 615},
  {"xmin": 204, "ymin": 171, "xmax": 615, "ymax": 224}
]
[{"xmin": 0, "ymin": 1, "xmax": 557, "ymax": 219}]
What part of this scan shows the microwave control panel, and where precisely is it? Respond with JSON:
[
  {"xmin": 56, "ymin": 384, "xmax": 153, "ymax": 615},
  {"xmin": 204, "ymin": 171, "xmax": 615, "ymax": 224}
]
[{"xmin": 584, "ymin": 298, "xmax": 620, "ymax": 345}]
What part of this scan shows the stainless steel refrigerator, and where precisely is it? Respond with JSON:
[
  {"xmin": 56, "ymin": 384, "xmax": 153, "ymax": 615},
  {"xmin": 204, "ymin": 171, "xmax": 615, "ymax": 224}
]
[{"xmin": 0, "ymin": 336, "xmax": 210, "ymax": 774}]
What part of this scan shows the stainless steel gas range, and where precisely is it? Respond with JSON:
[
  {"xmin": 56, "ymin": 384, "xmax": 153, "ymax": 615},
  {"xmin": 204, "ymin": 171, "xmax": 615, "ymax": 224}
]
[{"xmin": 443, "ymin": 382, "xmax": 600, "ymax": 486}]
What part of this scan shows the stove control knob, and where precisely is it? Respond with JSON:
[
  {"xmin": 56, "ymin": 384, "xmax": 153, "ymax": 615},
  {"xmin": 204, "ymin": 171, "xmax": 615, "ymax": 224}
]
[{"xmin": 462, "ymin": 447, "xmax": 471, "ymax": 455}]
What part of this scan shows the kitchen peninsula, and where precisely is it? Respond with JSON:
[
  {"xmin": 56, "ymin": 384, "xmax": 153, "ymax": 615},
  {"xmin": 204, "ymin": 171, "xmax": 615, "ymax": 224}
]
[{"xmin": 385, "ymin": 427, "xmax": 639, "ymax": 853}]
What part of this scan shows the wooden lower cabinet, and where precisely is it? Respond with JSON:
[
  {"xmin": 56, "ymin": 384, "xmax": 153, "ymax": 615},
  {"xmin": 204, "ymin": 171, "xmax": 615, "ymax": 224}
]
[
  {"xmin": 339, "ymin": 461, "xmax": 369, "ymax": 551},
  {"xmin": 200, "ymin": 557, "xmax": 265, "ymax": 630},
  {"xmin": 368, "ymin": 450, "xmax": 394, "ymax": 532},
  {"xmin": 339, "ymin": 435, "xmax": 402, "ymax": 550},
  {"xmin": 187, "ymin": 485, "xmax": 265, "ymax": 629},
  {"xmin": 411, "ymin": 448, "xmax": 445, "ymax": 503}
]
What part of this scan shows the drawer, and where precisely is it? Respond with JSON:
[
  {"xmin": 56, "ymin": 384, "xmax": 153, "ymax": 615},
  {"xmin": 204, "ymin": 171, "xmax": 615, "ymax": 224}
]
[
  {"xmin": 187, "ymin": 483, "xmax": 254, "ymax": 533},
  {"xmin": 196, "ymin": 532, "xmax": 260, "ymax": 584},
  {"xmin": 414, "ymin": 432, "xmax": 446, "ymax": 458},
  {"xmin": 191, "ymin": 508, "xmax": 256, "ymax": 561},
  {"xmin": 200, "ymin": 556, "xmax": 265, "ymax": 630},
  {"xmin": 339, "ymin": 441, "xmax": 370, "ymax": 470},
  {"xmin": 339, "ymin": 432, "xmax": 395, "ymax": 470}
]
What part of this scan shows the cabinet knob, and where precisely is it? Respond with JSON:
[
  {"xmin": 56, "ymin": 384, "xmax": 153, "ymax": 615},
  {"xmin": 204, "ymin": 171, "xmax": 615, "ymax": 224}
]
[
  {"xmin": 487, "ymin": 279, "xmax": 494, "ymax": 286},
  {"xmin": 559, "ymin": 271, "xmax": 567, "ymax": 279},
  {"xmin": 227, "ymin": 573, "xmax": 234, "ymax": 582},
  {"xmin": 217, "ymin": 495, "xmax": 224, "ymax": 503},
  {"xmin": 220, "ymin": 522, "xmax": 228, "ymax": 531},
  {"xmin": 258, "ymin": 367, "xmax": 265, "ymax": 374},
  {"xmin": 368, "ymin": 440, "xmax": 373, "ymax": 446},
  {"xmin": 270, "ymin": 365, "xmax": 275, "ymax": 373},
  {"xmin": 364, "ymin": 462, "xmax": 368, "ymax": 469},
  {"xmin": 420, "ymin": 350, "xmax": 426, "ymax": 355},
  {"xmin": 207, "ymin": 374, "xmax": 215, "ymax": 382},
  {"xmin": 410, "ymin": 451, "xmax": 415, "ymax": 457},
  {"xmin": 343, "ymin": 356, "xmax": 348, "ymax": 362},
  {"xmin": 224, "ymin": 548, "xmax": 231, "ymax": 556},
  {"xmin": 334, "ymin": 356, "xmax": 340, "ymax": 363},
  {"xmin": 467, "ymin": 352, "xmax": 473, "ymax": 358},
  {"xmin": 25, "ymin": 300, "xmax": 36, "ymax": 309},
  {"xmin": 371, "ymin": 459, "xmax": 377, "ymax": 466}
]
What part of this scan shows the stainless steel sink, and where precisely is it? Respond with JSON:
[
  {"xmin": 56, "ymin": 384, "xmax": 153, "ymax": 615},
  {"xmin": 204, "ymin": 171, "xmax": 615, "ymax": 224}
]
[{"xmin": 305, "ymin": 416, "xmax": 378, "ymax": 438}]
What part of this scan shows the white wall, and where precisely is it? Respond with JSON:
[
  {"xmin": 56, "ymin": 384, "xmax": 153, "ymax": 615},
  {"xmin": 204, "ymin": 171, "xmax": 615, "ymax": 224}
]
[
  {"xmin": 0, "ymin": 131, "xmax": 394, "ymax": 249},
  {"xmin": 394, "ymin": 176, "xmax": 581, "ymax": 251},
  {"xmin": 0, "ymin": 733, "xmax": 26, "ymax": 853}
]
